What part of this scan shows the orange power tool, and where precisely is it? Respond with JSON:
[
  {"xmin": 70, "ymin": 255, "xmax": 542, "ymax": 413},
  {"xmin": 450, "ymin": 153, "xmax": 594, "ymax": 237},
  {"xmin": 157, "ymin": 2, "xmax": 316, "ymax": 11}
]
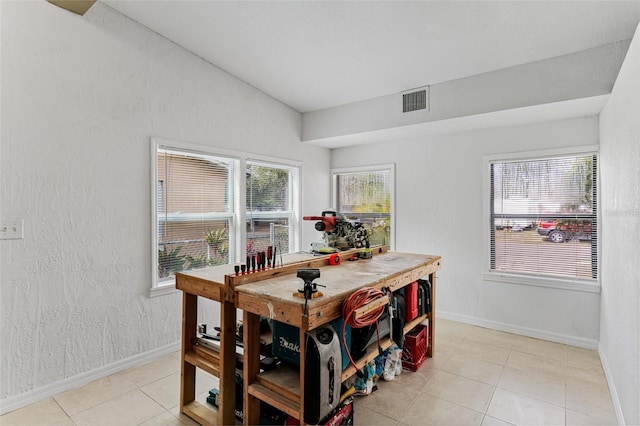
[{"xmin": 303, "ymin": 211, "xmax": 339, "ymax": 233}]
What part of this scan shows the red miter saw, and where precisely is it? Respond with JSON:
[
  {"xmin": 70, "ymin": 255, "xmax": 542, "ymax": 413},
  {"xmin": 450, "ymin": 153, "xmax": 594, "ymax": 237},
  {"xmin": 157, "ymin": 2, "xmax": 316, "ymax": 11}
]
[{"xmin": 303, "ymin": 210, "xmax": 370, "ymax": 253}]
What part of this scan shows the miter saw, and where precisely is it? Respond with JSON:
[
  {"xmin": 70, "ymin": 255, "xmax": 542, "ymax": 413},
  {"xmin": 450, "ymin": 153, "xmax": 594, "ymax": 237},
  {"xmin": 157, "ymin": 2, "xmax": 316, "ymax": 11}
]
[{"xmin": 303, "ymin": 210, "xmax": 371, "ymax": 253}]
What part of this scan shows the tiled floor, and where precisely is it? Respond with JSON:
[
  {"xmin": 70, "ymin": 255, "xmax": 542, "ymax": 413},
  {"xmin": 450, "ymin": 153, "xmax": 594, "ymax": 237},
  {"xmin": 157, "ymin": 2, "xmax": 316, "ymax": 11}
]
[{"xmin": 1, "ymin": 319, "xmax": 618, "ymax": 425}]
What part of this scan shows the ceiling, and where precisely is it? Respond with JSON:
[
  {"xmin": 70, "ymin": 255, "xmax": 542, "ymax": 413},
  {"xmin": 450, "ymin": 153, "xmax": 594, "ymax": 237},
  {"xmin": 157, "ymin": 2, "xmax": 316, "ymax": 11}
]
[{"xmin": 102, "ymin": 1, "xmax": 640, "ymax": 114}]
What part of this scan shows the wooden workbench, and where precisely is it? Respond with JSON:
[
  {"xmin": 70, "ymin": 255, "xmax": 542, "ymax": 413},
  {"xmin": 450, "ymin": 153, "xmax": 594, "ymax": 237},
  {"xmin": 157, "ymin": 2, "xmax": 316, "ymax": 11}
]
[
  {"xmin": 174, "ymin": 250, "xmax": 346, "ymax": 425},
  {"xmin": 175, "ymin": 265, "xmax": 237, "ymax": 426},
  {"xmin": 234, "ymin": 248, "xmax": 441, "ymax": 425}
]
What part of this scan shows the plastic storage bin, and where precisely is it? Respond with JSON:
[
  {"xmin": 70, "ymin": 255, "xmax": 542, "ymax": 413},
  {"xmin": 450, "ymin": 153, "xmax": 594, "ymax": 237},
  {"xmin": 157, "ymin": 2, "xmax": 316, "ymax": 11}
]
[{"xmin": 402, "ymin": 323, "xmax": 428, "ymax": 371}]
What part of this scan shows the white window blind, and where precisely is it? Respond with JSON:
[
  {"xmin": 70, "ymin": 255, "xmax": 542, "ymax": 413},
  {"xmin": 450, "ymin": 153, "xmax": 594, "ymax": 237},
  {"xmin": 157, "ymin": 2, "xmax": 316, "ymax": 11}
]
[
  {"xmin": 246, "ymin": 160, "xmax": 299, "ymax": 257},
  {"xmin": 155, "ymin": 147, "xmax": 236, "ymax": 285},
  {"xmin": 490, "ymin": 153, "xmax": 598, "ymax": 281},
  {"xmin": 333, "ymin": 166, "xmax": 393, "ymax": 249}
]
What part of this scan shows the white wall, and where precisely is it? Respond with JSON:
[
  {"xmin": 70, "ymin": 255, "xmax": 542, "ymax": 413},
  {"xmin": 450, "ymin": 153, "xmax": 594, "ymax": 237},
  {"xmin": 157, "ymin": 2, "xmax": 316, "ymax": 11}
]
[
  {"xmin": 304, "ymin": 41, "xmax": 629, "ymax": 143},
  {"xmin": 0, "ymin": 2, "xmax": 330, "ymax": 408},
  {"xmin": 331, "ymin": 117, "xmax": 602, "ymax": 346},
  {"xmin": 598, "ymin": 23, "xmax": 640, "ymax": 426}
]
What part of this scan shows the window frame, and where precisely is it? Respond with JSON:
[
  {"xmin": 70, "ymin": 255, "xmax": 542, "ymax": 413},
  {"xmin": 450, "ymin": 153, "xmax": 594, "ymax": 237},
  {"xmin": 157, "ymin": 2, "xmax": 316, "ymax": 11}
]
[
  {"xmin": 331, "ymin": 163, "xmax": 396, "ymax": 251},
  {"xmin": 150, "ymin": 137, "xmax": 301, "ymax": 297},
  {"xmin": 482, "ymin": 145, "xmax": 600, "ymax": 293},
  {"xmin": 246, "ymin": 158, "xmax": 301, "ymax": 260}
]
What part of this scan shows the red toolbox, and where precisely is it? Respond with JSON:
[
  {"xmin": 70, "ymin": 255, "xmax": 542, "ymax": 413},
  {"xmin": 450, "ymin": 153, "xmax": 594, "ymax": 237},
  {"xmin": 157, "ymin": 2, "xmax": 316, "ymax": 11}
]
[
  {"xmin": 405, "ymin": 281, "xmax": 419, "ymax": 322},
  {"xmin": 402, "ymin": 323, "xmax": 428, "ymax": 371}
]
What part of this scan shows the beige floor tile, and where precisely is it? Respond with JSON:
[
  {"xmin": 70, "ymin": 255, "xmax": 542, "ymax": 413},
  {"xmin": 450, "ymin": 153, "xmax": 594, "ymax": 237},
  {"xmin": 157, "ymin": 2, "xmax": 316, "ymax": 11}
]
[
  {"xmin": 566, "ymin": 346, "xmax": 602, "ymax": 370},
  {"xmin": 358, "ymin": 379, "xmax": 421, "ymax": 420},
  {"xmin": 497, "ymin": 366, "xmax": 565, "ymax": 406},
  {"xmin": 168, "ymin": 406, "xmax": 201, "ymax": 426},
  {"xmin": 195, "ymin": 369, "xmax": 219, "ymax": 395},
  {"xmin": 564, "ymin": 347, "xmax": 607, "ymax": 385},
  {"xmin": 139, "ymin": 410, "xmax": 187, "ymax": 425},
  {"xmin": 70, "ymin": 389, "xmax": 165, "ymax": 425},
  {"xmin": 378, "ymin": 367, "xmax": 433, "ymax": 394},
  {"xmin": 118, "ymin": 355, "xmax": 180, "ymax": 388},
  {"xmin": 54, "ymin": 373, "xmax": 136, "ymax": 416},
  {"xmin": 566, "ymin": 376, "xmax": 617, "ymax": 421},
  {"xmin": 566, "ymin": 407, "xmax": 620, "ymax": 426},
  {"xmin": 141, "ymin": 372, "xmax": 181, "ymax": 409},
  {"xmin": 0, "ymin": 397, "xmax": 73, "ymax": 426},
  {"xmin": 455, "ymin": 340, "xmax": 511, "ymax": 365},
  {"xmin": 506, "ymin": 350, "xmax": 566, "ymax": 377},
  {"xmin": 435, "ymin": 319, "xmax": 473, "ymax": 344},
  {"xmin": 465, "ymin": 327, "xmax": 518, "ymax": 349},
  {"xmin": 423, "ymin": 370, "xmax": 496, "ymax": 413},
  {"xmin": 481, "ymin": 415, "xmax": 515, "ymax": 426},
  {"xmin": 410, "ymin": 362, "xmax": 439, "ymax": 381},
  {"xmin": 435, "ymin": 338, "xmax": 460, "ymax": 352},
  {"xmin": 565, "ymin": 364, "xmax": 607, "ymax": 385},
  {"xmin": 169, "ymin": 350, "xmax": 182, "ymax": 360},
  {"xmin": 353, "ymin": 402, "xmax": 398, "ymax": 425},
  {"xmin": 512, "ymin": 335, "xmax": 567, "ymax": 362},
  {"xmin": 441, "ymin": 353, "xmax": 504, "ymax": 386},
  {"xmin": 398, "ymin": 394, "xmax": 484, "ymax": 425},
  {"xmin": 424, "ymin": 343, "xmax": 455, "ymax": 369},
  {"xmin": 486, "ymin": 388, "xmax": 565, "ymax": 426}
]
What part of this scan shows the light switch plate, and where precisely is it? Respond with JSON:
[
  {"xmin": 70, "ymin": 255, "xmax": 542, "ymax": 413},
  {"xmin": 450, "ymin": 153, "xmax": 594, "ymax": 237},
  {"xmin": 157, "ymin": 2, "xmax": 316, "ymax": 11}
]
[{"xmin": 0, "ymin": 219, "xmax": 24, "ymax": 240}]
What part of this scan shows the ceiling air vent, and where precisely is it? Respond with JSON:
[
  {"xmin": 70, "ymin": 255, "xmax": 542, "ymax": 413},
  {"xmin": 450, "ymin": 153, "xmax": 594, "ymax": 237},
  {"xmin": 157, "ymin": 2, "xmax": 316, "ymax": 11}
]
[{"xmin": 402, "ymin": 87, "xmax": 429, "ymax": 113}]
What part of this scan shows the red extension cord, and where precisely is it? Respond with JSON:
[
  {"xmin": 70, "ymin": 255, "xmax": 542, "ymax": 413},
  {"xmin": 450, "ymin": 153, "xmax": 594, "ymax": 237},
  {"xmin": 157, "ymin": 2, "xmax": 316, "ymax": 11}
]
[{"xmin": 341, "ymin": 287, "xmax": 387, "ymax": 373}]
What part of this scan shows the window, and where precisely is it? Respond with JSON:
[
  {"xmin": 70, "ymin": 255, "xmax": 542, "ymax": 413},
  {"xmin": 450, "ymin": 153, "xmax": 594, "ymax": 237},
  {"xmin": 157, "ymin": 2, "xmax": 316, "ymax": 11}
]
[
  {"xmin": 246, "ymin": 160, "xmax": 300, "ymax": 258},
  {"xmin": 485, "ymin": 147, "xmax": 598, "ymax": 289},
  {"xmin": 332, "ymin": 165, "xmax": 395, "ymax": 249},
  {"xmin": 151, "ymin": 139, "xmax": 300, "ymax": 295}
]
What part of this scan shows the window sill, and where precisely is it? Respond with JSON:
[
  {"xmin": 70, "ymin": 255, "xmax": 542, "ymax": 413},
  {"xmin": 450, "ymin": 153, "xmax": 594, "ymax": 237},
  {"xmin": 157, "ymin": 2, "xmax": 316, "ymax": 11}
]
[
  {"xmin": 149, "ymin": 282, "xmax": 179, "ymax": 298},
  {"xmin": 482, "ymin": 271, "xmax": 600, "ymax": 294}
]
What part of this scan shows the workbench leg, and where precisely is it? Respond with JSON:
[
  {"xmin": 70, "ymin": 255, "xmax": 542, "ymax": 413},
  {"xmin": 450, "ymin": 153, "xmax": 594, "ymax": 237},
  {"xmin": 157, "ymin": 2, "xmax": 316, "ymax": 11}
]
[
  {"xmin": 180, "ymin": 293, "xmax": 197, "ymax": 412},
  {"xmin": 218, "ymin": 300, "xmax": 236, "ymax": 426},
  {"xmin": 298, "ymin": 326, "xmax": 306, "ymax": 424},
  {"xmin": 427, "ymin": 271, "xmax": 436, "ymax": 358},
  {"xmin": 243, "ymin": 310, "xmax": 261, "ymax": 426}
]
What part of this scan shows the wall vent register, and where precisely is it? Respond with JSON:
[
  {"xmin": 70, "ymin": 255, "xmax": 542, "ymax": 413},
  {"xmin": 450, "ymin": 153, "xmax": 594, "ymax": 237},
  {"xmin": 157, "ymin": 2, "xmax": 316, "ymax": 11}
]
[{"xmin": 402, "ymin": 87, "xmax": 429, "ymax": 113}]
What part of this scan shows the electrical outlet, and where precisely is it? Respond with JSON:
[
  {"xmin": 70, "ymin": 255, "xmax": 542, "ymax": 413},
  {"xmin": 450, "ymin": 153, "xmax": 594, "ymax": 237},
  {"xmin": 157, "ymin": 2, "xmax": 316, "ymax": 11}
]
[{"xmin": 0, "ymin": 219, "xmax": 24, "ymax": 240}]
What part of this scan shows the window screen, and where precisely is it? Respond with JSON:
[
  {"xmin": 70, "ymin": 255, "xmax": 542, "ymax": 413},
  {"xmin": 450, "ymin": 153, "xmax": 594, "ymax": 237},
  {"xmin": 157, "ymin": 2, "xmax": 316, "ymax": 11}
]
[
  {"xmin": 333, "ymin": 168, "xmax": 393, "ymax": 249},
  {"xmin": 490, "ymin": 153, "xmax": 597, "ymax": 280}
]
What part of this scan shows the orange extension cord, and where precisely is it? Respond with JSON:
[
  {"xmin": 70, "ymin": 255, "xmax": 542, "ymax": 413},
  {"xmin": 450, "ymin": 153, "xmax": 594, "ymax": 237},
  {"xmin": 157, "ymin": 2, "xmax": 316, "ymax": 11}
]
[{"xmin": 341, "ymin": 287, "xmax": 387, "ymax": 374}]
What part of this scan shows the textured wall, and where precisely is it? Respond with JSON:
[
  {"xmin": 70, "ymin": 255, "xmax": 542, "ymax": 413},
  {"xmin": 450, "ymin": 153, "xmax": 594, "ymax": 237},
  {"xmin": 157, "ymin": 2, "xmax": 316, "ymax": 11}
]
[
  {"xmin": 599, "ymin": 23, "xmax": 640, "ymax": 426},
  {"xmin": 0, "ymin": 1, "xmax": 329, "ymax": 403},
  {"xmin": 331, "ymin": 117, "xmax": 602, "ymax": 345}
]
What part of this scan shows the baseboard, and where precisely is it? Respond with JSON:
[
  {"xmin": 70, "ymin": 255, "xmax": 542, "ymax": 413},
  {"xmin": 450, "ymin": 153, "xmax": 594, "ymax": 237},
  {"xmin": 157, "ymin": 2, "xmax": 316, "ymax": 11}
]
[
  {"xmin": 438, "ymin": 310, "xmax": 599, "ymax": 349},
  {"xmin": 0, "ymin": 341, "xmax": 180, "ymax": 415},
  {"xmin": 598, "ymin": 344, "xmax": 625, "ymax": 425}
]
